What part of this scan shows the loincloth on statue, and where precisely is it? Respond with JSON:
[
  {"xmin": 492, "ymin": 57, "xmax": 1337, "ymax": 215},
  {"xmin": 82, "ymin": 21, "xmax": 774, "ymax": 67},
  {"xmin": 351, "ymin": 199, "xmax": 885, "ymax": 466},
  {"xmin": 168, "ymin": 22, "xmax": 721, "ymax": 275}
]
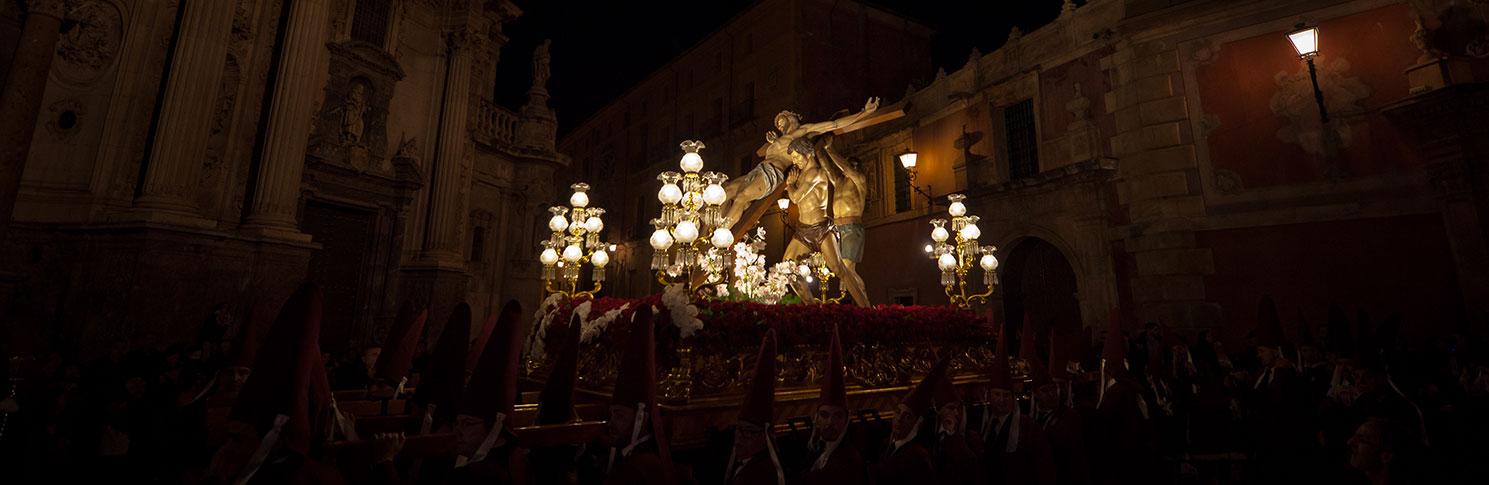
[
  {"xmin": 791, "ymin": 221, "xmax": 836, "ymax": 252},
  {"xmin": 836, "ymin": 222, "xmax": 865, "ymax": 263},
  {"xmin": 758, "ymin": 161, "xmax": 786, "ymax": 192}
]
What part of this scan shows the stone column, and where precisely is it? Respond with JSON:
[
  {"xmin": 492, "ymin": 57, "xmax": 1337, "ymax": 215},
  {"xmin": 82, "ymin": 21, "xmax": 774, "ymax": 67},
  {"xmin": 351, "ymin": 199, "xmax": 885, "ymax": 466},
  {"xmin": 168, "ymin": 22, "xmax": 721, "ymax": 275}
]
[
  {"xmin": 242, "ymin": 0, "xmax": 329, "ymax": 242},
  {"xmin": 420, "ymin": 30, "xmax": 472, "ymax": 262},
  {"xmin": 133, "ymin": 0, "xmax": 237, "ymax": 225},
  {"xmin": 0, "ymin": 0, "xmax": 65, "ymax": 235}
]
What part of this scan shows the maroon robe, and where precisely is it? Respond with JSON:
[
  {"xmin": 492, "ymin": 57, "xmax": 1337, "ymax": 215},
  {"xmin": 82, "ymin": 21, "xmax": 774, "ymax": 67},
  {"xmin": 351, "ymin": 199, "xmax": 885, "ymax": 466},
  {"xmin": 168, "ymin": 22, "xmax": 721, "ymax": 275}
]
[
  {"xmin": 983, "ymin": 414, "xmax": 1056, "ymax": 485},
  {"xmin": 870, "ymin": 441, "xmax": 933, "ymax": 485},
  {"xmin": 728, "ymin": 451, "xmax": 783, "ymax": 485},
  {"xmin": 1095, "ymin": 378, "xmax": 1158, "ymax": 485},
  {"xmin": 797, "ymin": 438, "xmax": 866, "ymax": 485},
  {"xmin": 605, "ymin": 449, "xmax": 676, "ymax": 485},
  {"xmin": 935, "ymin": 432, "xmax": 985, "ymax": 485},
  {"xmin": 1038, "ymin": 407, "xmax": 1091, "ymax": 485}
]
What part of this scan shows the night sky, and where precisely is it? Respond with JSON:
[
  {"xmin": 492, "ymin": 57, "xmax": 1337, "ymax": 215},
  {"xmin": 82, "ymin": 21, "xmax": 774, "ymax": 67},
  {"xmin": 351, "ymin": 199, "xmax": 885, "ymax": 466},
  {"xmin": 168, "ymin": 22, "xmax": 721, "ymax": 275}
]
[{"xmin": 491, "ymin": 0, "xmax": 1076, "ymax": 136}]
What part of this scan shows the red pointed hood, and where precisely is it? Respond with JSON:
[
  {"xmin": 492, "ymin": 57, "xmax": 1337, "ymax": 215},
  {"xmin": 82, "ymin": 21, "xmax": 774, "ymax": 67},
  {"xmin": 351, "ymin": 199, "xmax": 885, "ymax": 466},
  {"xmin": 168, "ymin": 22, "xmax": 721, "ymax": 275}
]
[
  {"xmin": 1102, "ymin": 308, "xmax": 1126, "ymax": 374},
  {"xmin": 469, "ymin": 303, "xmax": 516, "ymax": 373},
  {"xmin": 933, "ymin": 364, "xmax": 962, "ymax": 408},
  {"xmin": 413, "ymin": 302, "xmax": 472, "ymax": 421},
  {"xmin": 1326, "ymin": 304, "xmax": 1356, "ymax": 358},
  {"xmin": 988, "ymin": 322, "xmax": 1013, "ymax": 390},
  {"xmin": 1294, "ymin": 308, "xmax": 1316, "ymax": 348},
  {"xmin": 231, "ymin": 282, "xmax": 323, "ymax": 456},
  {"xmin": 1018, "ymin": 313, "xmax": 1037, "ymax": 363},
  {"xmin": 375, "ymin": 302, "xmax": 428, "ymax": 384},
  {"xmin": 229, "ymin": 318, "xmax": 261, "ymax": 369},
  {"xmin": 612, "ymin": 306, "xmax": 658, "ymax": 409},
  {"xmin": 819, "ymin": 323, "xmax": 847, "ymax": 408},
  {"xmin": 459, "ymin": 300, "xmax": 524, "ymax": 421},
  {"xmin": 537, "ymin": 314, "xmax": 583, "ymax": 425},
  {"xmin": 904, "ymin": 352, "xmax": 950, "ymax": 416},
  {"xmin": 1256, "ymin": 295, "xmax": 1284, "ymax": 348},
  {"xmin": 737, "ymin": 330, "xmax": 778, "ymax": 426},
  {"xmin": 1047, "ymin": 329, "xmax": 1070, "ymax": 381}
]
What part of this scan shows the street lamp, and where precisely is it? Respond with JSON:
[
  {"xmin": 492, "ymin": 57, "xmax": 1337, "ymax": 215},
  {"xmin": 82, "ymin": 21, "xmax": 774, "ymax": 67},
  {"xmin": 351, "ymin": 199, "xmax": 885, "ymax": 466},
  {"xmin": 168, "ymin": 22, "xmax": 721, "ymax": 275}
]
[
  {"xmin": 927, "ymin": 194, "xmax": 998, "ymax": 309},
  {"xmin": 650, "ymin": 141, "xmax": 735, "ymax": 287},
  {"xmin": 540, "ymin": 183, "xmax": 608, "ymax": 299},
  {"xmin": 1286, "ymin": 23, "xmax": 1329, "ymax": 124},
  {"xmin": 897, "ymin": 149, "xmax": 935, "ymax": 209}
]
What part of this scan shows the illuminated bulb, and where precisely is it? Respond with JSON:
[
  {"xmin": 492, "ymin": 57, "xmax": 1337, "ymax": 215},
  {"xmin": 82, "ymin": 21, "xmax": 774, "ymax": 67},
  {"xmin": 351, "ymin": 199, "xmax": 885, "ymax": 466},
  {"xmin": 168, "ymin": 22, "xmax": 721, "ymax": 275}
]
[
  {"xmin": 649, "ymin": 229, "xmax": 674, "ymax": 250},
  {"xmin": 702, "ymin": 184, "xmax": 727, "ymax": 205},
  {"xmin": 798, "ymin": 265, "xmax": 811, "ymax": 277},
  {"xmin": 931, "ymin": 226, "xmax": 949, "ymax": 243},
  {"xmin": 548, "ymin": 214, "xmax": 569, "ymax": 232},
  {"xmin": 980, "ymin": 254, "xmax": 999, "ymax": 272},
  {"xmin": 673, "ymin": 220, "xmax": 699, "ymax": 243},
  {"xmin": 948, "ymin": 201, "xmax": 967, "ymax": 217},
  {"xmin": 923, "ymin": 244, "xmax": 934, "ymax": 254},
  {"xmin": 562, "ymin": 244, "xmax": 583, "ymax": 262},
  {"xmin": 539, "ymin": 248, "xmax": 559, "ymax": 265},
  {"xmin": 937, "ymin": 253, "xmax": 957, "ymax": 271},
  {"xmin": 959, "ymin": 223, "xmax": 981, "ymax": 241},
  {"xmin": 680, "ymin": 152, "xmax": 704, "ymax": 173},
  {"xmin": 658, "ymin": 183, "xmax": 683, "ymax": 204},
  {"xmin": 608, "ymin": 243, "xmax": 618, "ymax": 252},
  {"xmin": 591, "ymin": 250, "xmax": 610, "ymax": 267},
  {"xmin": 585, "ymin": 216, "xmax": 604, "ymax": 233},
  {"xmin": 710, "ymin": 227, "xmax": 734, "ymax": 249},
  {"xmin": 777, "ymin": 198, "xmax": 790, "ymax": 210},
  {"xmin": 805, "ymin": 275, "xmax": 815, "ymax": 283},
  {"xmin": 569, "ymin": 190, "xmax": 589, "ymax": 208}
]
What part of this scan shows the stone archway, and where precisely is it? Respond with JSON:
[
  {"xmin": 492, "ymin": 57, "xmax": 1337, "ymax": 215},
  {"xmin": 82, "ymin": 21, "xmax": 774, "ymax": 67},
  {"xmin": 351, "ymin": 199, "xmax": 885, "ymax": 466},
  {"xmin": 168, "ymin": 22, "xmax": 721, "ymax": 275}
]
[{"xmin": 1000, "ymin": 237, "xmax": 1082, "ymax": 355}]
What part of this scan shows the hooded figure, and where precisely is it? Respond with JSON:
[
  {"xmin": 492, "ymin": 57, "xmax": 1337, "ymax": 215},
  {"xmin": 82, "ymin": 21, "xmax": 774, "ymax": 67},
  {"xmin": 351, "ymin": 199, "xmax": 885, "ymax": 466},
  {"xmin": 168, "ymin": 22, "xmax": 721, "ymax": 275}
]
[
  {"xmin": 983, "ymin": 323, "xmax": 1055, "ymax": 485},
  {"xmin": 450, "ymin": 299, "xmax": 528, "ymax": 484},
  {"xmin": 726, "ymin": 330, "xmax": 784, "ymax": 485},
  {"xmin": 1034, "ymin": 328, "xmax": 1091, "ymax": 485},
  {"xmin": 799, "ymin": 323, "xmax": 865, "ymax": 485},
  {"xmin": 869, "ymin": 354, "xmax": 939, "ymax": 485},
  {"xmin": 372, "ymin": 302, "xmax": 428, "ymax": 398},
  {"xmin": 931, "ymin": 356, "xmax": 983, "ymax": 485},
  {"xmin": 1093, "ymin": 307, "xmax": 1157, "ymax": 485},
  {"xmin": 604, "ymin": 306, "xmax": 675, "ymax": 485},
  {"xmin": 413, "ymin": 303, "xmax": 474, "ymax": 434},
  {"xmin": 529, "ymin": 313, "xmax": 586, "ymax": 485},
  {"xmin": 1246, "ymin": 296, "xmax": 1311, "ymax": 485},
  {"xmin": 210, "ymin": 283, "xmax": 344, "ymax": 484}
]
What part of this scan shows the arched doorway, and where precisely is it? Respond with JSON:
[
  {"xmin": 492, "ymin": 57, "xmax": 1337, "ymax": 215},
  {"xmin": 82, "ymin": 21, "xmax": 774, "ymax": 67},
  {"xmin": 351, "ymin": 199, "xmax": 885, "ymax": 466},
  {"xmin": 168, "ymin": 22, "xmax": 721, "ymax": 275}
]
[{"xmin": 1000, "ymin": 237, "xmax": 1081, "ymax": 357}]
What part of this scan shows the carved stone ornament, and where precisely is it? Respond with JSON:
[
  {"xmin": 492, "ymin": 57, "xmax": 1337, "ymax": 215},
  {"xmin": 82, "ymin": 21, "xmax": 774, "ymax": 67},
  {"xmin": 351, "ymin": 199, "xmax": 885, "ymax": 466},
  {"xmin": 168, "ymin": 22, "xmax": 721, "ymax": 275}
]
[
  {"xmin": 1269, "ymin": 57, "xmax": 1370, "ymax": 156},
  {"xmin": 54, "ymin": 0, "xmax": 123, "ymax": 85}
]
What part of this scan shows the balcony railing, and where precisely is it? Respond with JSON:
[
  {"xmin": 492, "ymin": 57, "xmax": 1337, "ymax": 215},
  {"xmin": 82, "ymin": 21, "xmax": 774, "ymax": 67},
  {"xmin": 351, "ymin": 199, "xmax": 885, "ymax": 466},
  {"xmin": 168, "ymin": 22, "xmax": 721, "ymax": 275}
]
[{"xmin": 475, "ymin": 100, "xmax": 518, "ymax": 147}]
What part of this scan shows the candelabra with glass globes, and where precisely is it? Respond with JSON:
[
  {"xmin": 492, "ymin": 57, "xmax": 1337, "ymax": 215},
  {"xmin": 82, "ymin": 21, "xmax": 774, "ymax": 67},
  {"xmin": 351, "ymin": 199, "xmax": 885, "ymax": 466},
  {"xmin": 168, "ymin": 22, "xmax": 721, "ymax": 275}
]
[
  {"xmin": 927, "ymin": 194, "xmax": 999, "ymax": 309},
  {"xmin": 649, "ymin": 141, "xmax": 735, "ymax": 287},
  {"xmin": 538, "ymin": 183, "xmax": 609, "ymax": 299}
]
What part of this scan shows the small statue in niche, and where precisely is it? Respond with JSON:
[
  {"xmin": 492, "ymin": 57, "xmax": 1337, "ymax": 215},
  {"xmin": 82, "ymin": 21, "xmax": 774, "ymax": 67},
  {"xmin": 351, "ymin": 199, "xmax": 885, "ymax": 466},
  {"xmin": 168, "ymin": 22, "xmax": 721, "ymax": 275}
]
[
  {"xmin": 340, "ymin": 79, "xmax": 370, "ymax": 145},
  {"xmin": 532, "ymin": 39, "xmax": 552, "ymax": 92}
]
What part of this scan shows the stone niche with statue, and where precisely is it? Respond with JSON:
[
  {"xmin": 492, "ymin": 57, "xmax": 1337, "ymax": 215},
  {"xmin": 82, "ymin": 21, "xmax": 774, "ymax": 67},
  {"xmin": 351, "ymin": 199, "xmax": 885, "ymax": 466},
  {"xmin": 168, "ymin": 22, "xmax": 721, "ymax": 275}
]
[{"xmin": 309, "ymin": 41, "xmax": 405, "ymax": 174}]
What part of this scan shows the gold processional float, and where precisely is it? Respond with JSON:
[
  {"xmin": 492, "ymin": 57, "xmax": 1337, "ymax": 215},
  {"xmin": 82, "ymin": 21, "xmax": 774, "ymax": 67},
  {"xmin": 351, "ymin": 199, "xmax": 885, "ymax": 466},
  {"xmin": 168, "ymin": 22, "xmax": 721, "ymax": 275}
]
[{"xmin": 525, "ymin": 112, "xmax": 1012, "ymax": 449}]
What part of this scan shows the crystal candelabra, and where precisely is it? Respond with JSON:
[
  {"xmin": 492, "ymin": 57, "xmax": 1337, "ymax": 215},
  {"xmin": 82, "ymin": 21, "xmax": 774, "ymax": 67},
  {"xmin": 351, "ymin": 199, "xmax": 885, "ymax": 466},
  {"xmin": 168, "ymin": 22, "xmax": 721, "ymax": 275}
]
[
  {"xmin": 539, "ymin": 183, "xmax": 609, "ymax": 299},
  {"xmin": 928, "ymin": 194, "xmax": 998, "ymax": 309},
  {"xmin": 794, "ymin": 252, "xmax": 841, "ymax": 303},
  {"xmin": 649, "ymin": 141, "xmax": 735, "ymax": 287}
]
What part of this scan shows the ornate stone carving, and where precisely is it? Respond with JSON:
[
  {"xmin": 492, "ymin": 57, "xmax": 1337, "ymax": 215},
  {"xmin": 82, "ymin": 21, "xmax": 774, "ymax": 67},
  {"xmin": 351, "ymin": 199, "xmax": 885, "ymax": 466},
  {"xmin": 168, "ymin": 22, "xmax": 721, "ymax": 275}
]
[
  {"xmin": 54, "ymin": 0, "xmax": 123, "ymax": 84},
  {"xmin": 340, "ymin": 77, "xmax": 370, "ymax": 145},
  {"xmin": 531, "ymin": 39, "xmax": 551, "ymax": 93},
  {"xmin": 1269, "ymin": 57, "xmax": 1370, "ymax": 156},
  {"xmin": 1214, "ymin": 169, "xmax": 1243, "ymax": 195},
  {"xmin": 44, "ymin": 99, "xmax": 85, "ymax": 138}
]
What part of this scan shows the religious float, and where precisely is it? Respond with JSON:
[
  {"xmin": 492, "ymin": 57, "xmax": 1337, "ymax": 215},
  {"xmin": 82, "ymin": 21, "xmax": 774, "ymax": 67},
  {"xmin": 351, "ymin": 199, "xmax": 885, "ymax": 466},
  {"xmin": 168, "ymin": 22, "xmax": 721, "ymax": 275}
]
[{"xmin": 521, "ymin": 107, "xmax": 1014, "ymax": 449}]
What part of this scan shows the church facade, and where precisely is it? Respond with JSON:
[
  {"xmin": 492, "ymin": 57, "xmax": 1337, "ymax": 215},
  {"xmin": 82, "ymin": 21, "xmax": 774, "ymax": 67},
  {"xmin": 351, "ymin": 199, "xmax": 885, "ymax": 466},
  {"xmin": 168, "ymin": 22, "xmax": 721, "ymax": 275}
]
[{"xmin": 0, "ymin": 0, "xmax": 566, "ymax": 356}]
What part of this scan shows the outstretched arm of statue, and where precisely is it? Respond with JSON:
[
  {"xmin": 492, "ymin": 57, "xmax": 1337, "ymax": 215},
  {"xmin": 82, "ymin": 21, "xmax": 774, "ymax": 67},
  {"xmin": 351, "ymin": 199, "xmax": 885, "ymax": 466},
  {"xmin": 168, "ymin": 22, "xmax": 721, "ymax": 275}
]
[
  {"xmin": 799, "ymin": 97, "xmax": 881, "ymax": 135},
  {"xmin": 820, "ymin": 136, "xmax": 866, "ymax": 189}
]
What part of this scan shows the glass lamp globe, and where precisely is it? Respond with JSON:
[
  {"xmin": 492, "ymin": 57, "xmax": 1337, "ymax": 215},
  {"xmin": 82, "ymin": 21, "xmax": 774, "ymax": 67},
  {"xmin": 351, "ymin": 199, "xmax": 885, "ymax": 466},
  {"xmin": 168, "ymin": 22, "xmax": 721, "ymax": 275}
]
[
  {"xmin": 680, "ymin": 152, "xmax": 704, "ymax": 173},
  {"xmin": 937, "ymin": 253, "xmax": 957, "ymax": 271},
  {"xmin": 1287, "ymin": 25, "xmax": 1319, "ymax": 58},
  {"xmin": 959, "ymin": 223, "xmax": 981, "ymax": 241},
  {"xmin": 562, "ymin": 244, "xmax": 583, "ymax": 262},
  {"xmin": 658, "ymin": 183, "xmax": 683, "ymax": 204},
  {"xmin": 898, "ymin": 151, "xmax": 918, "ymax": 169},
  {"xmin": 569, "ymin": 187, "xmax": 590, "ymax": 208},
  {"xmin": 923, "ymin": 244, "xmax": 934, "ymax": 254},
  {"xmin": 649, "ymin": 229, "xmax": 673, "ymax": 250},
  {"xmin": 980, "ymin": 253, "xmax": 999, "ymax": 271},
  {"xmin": 948, "ymin": 201, "xmax": 967, "ymax": 217},
  {"xmin": 591, "ymin": 249, "xmax": 610, "ymax": 267},
  {"xmin": 703, "ymin": 183, "xmax": 727, "ymax": 206},
  {"xmin": 548, "ymin": 214, "xmax": 569, "ymax": 232},
  {"xmin": 931, "ymin": 226, "xmax": 949, "ymax": 243},
  {"xmin": 673, "ymin": 220, "xmax": 699, "ymax": 243},
  {"xmin": 539, "ymin": 247, "xmax": 559, "ymax": 265},
  {"xmin": 776, "ymin": 198, "xmax": 790, "ymax": 210},
  {"xmin": 585, "ymin": 216, "xmax": 604, "ymax": 233},
  {"xmin": 710, "ymin": 227, "xmax": 734, "ymax": 249}
]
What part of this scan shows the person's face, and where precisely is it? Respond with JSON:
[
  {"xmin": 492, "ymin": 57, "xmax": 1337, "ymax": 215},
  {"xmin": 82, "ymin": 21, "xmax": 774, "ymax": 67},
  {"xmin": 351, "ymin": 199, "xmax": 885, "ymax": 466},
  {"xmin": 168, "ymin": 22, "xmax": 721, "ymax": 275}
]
[
  {"xmin": 1347, "ymin": 421, "xmax": 1389, "ymax": 471},
  {"xmin": 454, "ymin": 414, "xmax": 487, "ymax": 456},
  {"xmin": 1257, "ymin": 346, "xmax": 1278, "ymax": 367},
  {"xmin": 608, "ymin": 405, "xmax": 637, "ymax": 446},
  {"xmin": 989, "ymin": 389, "xmax": 1016, "ymax": 417},
  {"xmin": 362, "ymin": 347, "xmax": 382, "ymax": 368},
  {"xmin": 813, "ymin": 405, "xmax": 848, "ymax": 442},
  {"xmin": 1299, "ymin": 345, "xmax": 1322, "ymax": 366},
  {"xmin": 775, "ymin": 114, "xmax": 797, "ymax": 133},
  {"xmin": 937, "ymin": 402, "xmax": 962, "ymax": 433},
  {"xmin": 733, "ymin": 421, "xmax": 767, "ymax": 457},
  {"xmin": 891, "ymin": 404, "xmax": 918, "ymax": 441},
  {"xmin": 790, "ymin": 151, "xmax": 810, "ymax": 170},
  {"xmin": 1033, "ymin": 384, "xmax": 1060, "ymax": 410}
]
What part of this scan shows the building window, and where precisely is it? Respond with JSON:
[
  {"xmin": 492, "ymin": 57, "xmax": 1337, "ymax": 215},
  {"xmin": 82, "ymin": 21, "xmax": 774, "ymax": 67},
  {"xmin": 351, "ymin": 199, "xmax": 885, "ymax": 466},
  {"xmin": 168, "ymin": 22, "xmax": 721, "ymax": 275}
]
[
  {"xmin": 732, "ymin": 82, "xmax": 755, "ymax": 125},
  {"xmin": 350, "ymin": 0, "xmax": 391, "ymax": 47},
  {"xmin": 1005, "ymin": 99, "xmax": 1039, "ymax": 180},
  {"xmin": 469, "ymin": 226, "xmax": 485, "ymax": 262},
  {"xmin": 632, "ymin": 196, "xmax": 651, "ymax": 240},
  {"xmin": 892, "ymin": 154, "xmax": 911, "ymax": 213}
]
